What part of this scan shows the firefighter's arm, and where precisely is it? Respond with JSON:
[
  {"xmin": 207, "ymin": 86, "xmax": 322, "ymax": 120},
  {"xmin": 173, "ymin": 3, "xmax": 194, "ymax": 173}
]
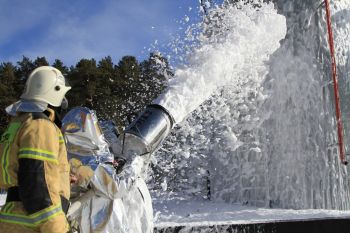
[{"xmin": 18, "ymin": 119, "xmax": 69, "ymax": 233}]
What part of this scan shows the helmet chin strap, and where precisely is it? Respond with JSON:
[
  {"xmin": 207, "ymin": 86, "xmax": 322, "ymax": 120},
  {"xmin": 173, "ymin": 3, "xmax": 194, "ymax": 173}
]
[
  {"xmin": 49, "ymin": 97, "xmax": 68, "ymax": 128},
  {"xmin": 61, "ymin": 97, "xmax": 69, "ymax": 110}
]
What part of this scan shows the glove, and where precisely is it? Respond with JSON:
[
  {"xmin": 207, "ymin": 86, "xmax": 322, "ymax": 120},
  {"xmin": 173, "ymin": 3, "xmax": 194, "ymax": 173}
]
[{"xmin": 113, "ymin": 157, "xmax": 126, "ymax": 174}]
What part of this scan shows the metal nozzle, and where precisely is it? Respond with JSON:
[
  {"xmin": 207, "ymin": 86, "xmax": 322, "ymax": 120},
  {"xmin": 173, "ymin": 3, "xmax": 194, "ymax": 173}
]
[{"xmin": 121, "ymin": 104, "xmax": 174, "ymax": 158}]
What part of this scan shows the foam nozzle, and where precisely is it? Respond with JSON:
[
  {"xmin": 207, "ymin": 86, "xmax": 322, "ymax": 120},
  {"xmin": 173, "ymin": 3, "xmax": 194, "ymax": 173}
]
[{"xmin": 121, "ymin": 104, "xmax": 174, "ymax": 159}]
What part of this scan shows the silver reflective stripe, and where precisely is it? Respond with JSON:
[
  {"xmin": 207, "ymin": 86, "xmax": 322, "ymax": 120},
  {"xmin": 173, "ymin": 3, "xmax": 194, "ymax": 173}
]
[
  {"xmin": 32, "ymin": 205, "xmax": 62, "ymax": 224},
  {"xmin": 0, "ymin": 212, "xmax": 34, "ymax": 227},
  {"xmin": 18, "ymin": 148, "xmax": 58, "ymax": 164},
  {"xmin": 0, "ymin": 205, "xmax": 62, "ymax": 226},
  {"xmin": 18, "ymin": 149, "xmax": 56, "ymax": 160}
]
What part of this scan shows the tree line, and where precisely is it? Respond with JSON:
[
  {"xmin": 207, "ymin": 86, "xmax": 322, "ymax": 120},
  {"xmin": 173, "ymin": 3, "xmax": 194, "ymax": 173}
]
[{"xmin": 0, "ymin": 53, "xmax": 173, "ymax": 134}]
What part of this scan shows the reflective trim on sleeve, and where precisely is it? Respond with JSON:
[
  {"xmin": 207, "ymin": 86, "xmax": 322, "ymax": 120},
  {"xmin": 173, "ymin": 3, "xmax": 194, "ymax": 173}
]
[
  {"xmin": 1, "ymin": 122, "xmax": 22, "ymax": 185},
  {"xmin": 0, "ymin": 204, "xmax": 63, "ymax": 227},
  {"xmin": 1, "ymin": 202, "xmax": 14, "ymax": 213},
  {"xmin": 18, "ymin": 148, "xmax": 58, "ymax": 164},
  {"xmin": 58, "ymin": 135, "xmax": 65, "ymax": 144},
  {"xmin": 2, "ymin": 142, "xmax": 11, "ymax": 184}
]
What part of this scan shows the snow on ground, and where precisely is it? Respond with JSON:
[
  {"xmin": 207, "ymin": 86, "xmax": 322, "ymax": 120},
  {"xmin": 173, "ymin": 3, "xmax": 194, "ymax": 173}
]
[
  {"xmin": 3, "ymin": 191, "xmax": 350, "ymax": 228},
  {"xmin": 153, "ymin": 197, "xmax": 350, "ymax": 228}
]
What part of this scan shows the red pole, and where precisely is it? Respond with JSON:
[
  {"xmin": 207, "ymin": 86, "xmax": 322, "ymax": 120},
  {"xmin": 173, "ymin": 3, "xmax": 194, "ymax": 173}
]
[{"xmin": 324, "ymin": 0, "xmax": 347, "ymax": 165}]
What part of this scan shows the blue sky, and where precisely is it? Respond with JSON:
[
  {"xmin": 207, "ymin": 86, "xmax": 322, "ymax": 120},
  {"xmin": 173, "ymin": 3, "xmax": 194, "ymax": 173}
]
[{"xmin": 0, "ymin": 0, "xmax": 222, "ymax": 66}]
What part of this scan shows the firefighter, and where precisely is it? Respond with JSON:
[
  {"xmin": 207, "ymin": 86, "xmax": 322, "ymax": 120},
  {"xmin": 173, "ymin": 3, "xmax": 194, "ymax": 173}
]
[{"xmin": 0, "ymin": 66, "xmax": 71, "ymax": 233}]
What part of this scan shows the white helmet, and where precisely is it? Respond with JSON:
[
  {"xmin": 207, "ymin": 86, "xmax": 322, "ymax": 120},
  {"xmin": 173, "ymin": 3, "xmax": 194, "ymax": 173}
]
[{"xmin": 21, "ymin": 66, "xmax": 71, "ymax": 107}]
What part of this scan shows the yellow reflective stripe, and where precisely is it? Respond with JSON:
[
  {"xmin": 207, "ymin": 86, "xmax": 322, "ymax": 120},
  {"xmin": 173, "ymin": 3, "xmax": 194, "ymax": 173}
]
[
  {"xmin": 18, "ymin": 148, "xmax": 58, "ymax": 164},
  {"xmin": 1, "ymin": 203, "xmax": 13, "ymax": 213},
  {"xmin": 58, "ymin": 136, "xmax": 65, "ymax": 143},
  {"xmin": 29, "ymin": 203, "xmax": 59, "ymax": 218},
  {"xmin": 18, "ymin": 154, "xmax": 58, "ymax": 164},
  {"xmin": 1, "ymin": 122, "xmax": 22, "ymax": 185},
  {"xmin": 58, "ymin": 132, "xmax": 64, "ymax": 143},
  {"xmin": 0, "ymin": 214, "xmax": 35, "ymax": 227},
  {"xmin": 0, "ymin": 204, "xmax": 62, "ymax": 227},
  {"xmin": 7, "ymin": 203, "xmax": 14, "ymax": 213},
  {"xmin": 19, "ymin": 148, "xmax": 55, "ymax": 156},
  {"xmin": 2, "ymin": 142, "xmax": 11, "ymax": 184},
  {"xmin": 1, "ymin": 203, "xmax": 9, "ymax": 212}
]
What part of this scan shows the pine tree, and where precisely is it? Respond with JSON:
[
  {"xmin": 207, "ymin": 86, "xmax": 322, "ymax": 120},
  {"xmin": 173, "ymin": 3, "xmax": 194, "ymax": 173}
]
[
  {"xmin": 140, "ymin": 52, "xmax": 172, "ymax": 101},
  {"xmin": 116, "ymin": 56, "xmax": 142, "ymax": 123},
  {"xmin": 0, "ymin": 62, "xmax": 17, "ymax": 133},
  {"xmin": 15, "ymin": 56, "xmax": 35, "ymax": 93},
  {"xmin": 67, "ymin": 58, "xmax": 98, "ymax": 108},
  {"xmin": 33, "ymin": 56, "xmax": 49, "ymax": 67},
  {"xmin": 52, "ymin": 59, "xmax": 69, "ymax": 74},
  {"xmin": 0, "ymin": 54, "xmax": 172, "ymax": 134},
  {"xmin": 95, "ymin": 56, "xmax": 117, "ymax": 121}
]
